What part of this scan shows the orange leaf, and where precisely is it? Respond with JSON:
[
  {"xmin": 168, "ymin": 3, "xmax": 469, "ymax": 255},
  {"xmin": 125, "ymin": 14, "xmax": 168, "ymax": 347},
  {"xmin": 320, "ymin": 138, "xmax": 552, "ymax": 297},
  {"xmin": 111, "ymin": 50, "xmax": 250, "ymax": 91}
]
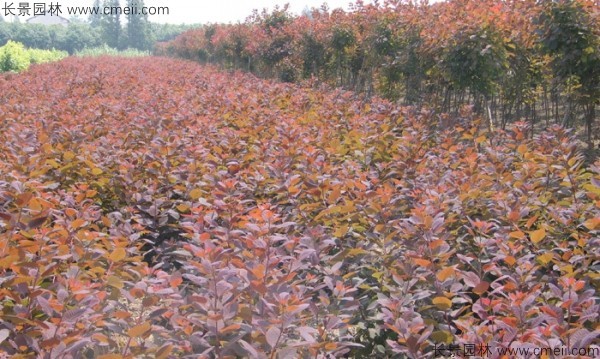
[
  {"xmin": 436, "ymin": 267, "xmax": 455, "ymax": 281},
  {"xmin": 63, "ymin": 151, "xmax": 75, "ymax": 161},
  {"xmin": 106, "ymin": 276, "xmax": 123, "ymax": 289},
  {"xmin": 65, "ymin": 208, "xmax": 78, "ymax": 217},
  {"xmin": 16, "ymin": 192, "xmax": 33, "ymax": 207},
  {"xmin": 503, "ymin": 281, "xmax": 517, "ymax": 292},
  {"xmin": 504, "ymin": 256, "xmax": 516, "ymax": 266},
  {"xmin": 413, "ymin": 258, "xmax": 432, "ymax": 267},
  {"xmin": 156, "ymin": 344, "xmax": 174, "ymax": 359},
  {"xmin": 71, "ymin": 218, "xmax": 86, "ymax": 229},
  {"xmin": 101, "ymin": 216, "xmax": 112, "ymax": 227},
  {"xmin": 508, "ymin": 210, "xmax": 520, "ymax": 222},
  {"xmin": 324, "ymin": 343, "xmax": 338, "ymax": 351},
  {"xmin": 525, "ymin": 215, "xmax": 539, "ymax": 229},
  {"xmin": 189, "ymin": 188, "xmax": 202, "ymax": 200},
  {"xmin": 473, "ymin": 281, "xmax": 490, "ymax": 295},
  {"xmin": 509, "ymin": 230, "xmax": 525, "ymax": 239},
  {"xmin": 176, "ymin": 204, "xmax": 190, "ymax": 212},
  {"xmin": 40, "ymin": 338, "xmax": 60, "ymax": 349},
  {"xmin": 28, "ymin": 198, "xmax": 43, "ymax": 212},
  {"xmin": 430, "ymin": 239, "xmax": 446, "ymax": 250},
  {"xmin": 573, "ymin": 280, "xmax": 585, "ymax": 291},
  {"xmin": 109, "ymin": 248, "xmax": 127, "ymax": 262},
  {"xmin": 113, "ymin": 311, "xmax": 132, "ymax": 319},
  {"xmin": 327, "ymin": 186, "xmax": 342, "ymax": 204},
  {"xmin": 127, "ymin": 321, "xmax": 151, "ymax": 338},
  {"xmin": 251, "ymin": 264, "xmax": 266, "ymax": 279},
  {"xmin": 92, "ymin": 333, "xmax": 109, "ymax": 344},
  {"xmin": 537, "ymin": 252, "xmax": 554, "ymax": 265},
  {"xmin": 583, "ymin": 218, "xmax": 599, "ymax": 230},
  {"xmin": 502, "ymin": 317, "xmax": 518, "ymax": 326},
  {"xmin": 170, "ymin": 275, "xmax": 183, "ymax": 288},
  {"xmin": 433, "ymin": 297, "xmax": 452, "ymax": 310},
  {"xmin": 200, "ymin": 232, "xmax": 211, "ymax": 241},
  {"xmin": 529, "ymin": 228, "xmax": 546, "ymax": 244},
  {"xmin": 219, "ymin": 324, "xmax": 241, "ymax": 334}
]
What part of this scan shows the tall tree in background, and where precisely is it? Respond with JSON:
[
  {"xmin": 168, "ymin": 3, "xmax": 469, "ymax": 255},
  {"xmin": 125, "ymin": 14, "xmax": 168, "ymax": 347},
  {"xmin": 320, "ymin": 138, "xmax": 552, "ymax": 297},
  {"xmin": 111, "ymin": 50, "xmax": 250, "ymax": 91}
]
[
  {"xmin": 101, "ymin": 0, "xmax": 121, "ymax": 49},
  {"xmin": 89, "ymin": 0, "xmax": 102, "ymax": 28},
  {"xmin": 538, "ymin": 0, "xmax": 600, "ymax": 143},
  {"xmin": 126, "ymin": 0, "xmax": 150, "ymax": 50}
]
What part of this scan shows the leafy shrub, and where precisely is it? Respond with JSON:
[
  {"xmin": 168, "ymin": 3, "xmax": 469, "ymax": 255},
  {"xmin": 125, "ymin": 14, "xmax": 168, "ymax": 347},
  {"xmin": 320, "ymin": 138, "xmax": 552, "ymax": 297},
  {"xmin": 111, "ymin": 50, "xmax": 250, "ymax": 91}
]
[
  {"xmin": 76, "ymin": 44, "xmax": 150, "ymax": 57},
  {"xmin": 0, "ymin": 40, "xmax": 67, "ymax": 72},
  {"xmin": 28, "ymin": 48, "xmax": 68, "ymax": 64},
  {"xmin": 0, "ymin": 40, "xmax": 30, "ymax": 72},
  {"xmin": 0, "ymin": 57, "xmax": 597, "ymax": 357},
  {"xmin": 158, "ymin": 0, "xmax": 600, "ymax": 140}
]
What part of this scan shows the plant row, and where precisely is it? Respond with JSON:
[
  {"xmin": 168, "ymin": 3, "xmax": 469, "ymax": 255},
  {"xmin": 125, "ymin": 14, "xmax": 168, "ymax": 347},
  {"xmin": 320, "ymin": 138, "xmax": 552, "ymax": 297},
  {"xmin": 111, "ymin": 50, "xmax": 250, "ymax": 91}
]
[
  {"xmin": 157, "ymin": 0, "xmax": 600, "ymax": 142},
  {"xmin": 75, "ymin": 45, "xmax": 150, "ymax": 58}
]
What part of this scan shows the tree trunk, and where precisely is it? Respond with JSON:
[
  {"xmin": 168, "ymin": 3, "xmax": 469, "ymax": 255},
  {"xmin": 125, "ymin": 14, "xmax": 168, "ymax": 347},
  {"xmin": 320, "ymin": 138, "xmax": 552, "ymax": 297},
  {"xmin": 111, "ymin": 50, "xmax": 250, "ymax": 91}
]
[{"xmin": 586, "ymin": 103, "xmax": 595, "ymax": 145}]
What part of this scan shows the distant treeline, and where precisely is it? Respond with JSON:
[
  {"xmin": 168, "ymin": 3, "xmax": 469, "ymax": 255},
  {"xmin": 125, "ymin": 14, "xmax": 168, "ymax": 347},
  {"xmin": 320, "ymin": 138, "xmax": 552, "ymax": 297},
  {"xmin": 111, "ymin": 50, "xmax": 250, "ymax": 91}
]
[
  {"xmin": 158, "ymin": 0, "xmax": 599, "ymax": 143},
  {"xmin": 0, "ymin": 0, "xmax": 197, "ymax": 53},
  {"xmin": 0, "ymin": 21, "xmax": 195, "ymax": 54}
]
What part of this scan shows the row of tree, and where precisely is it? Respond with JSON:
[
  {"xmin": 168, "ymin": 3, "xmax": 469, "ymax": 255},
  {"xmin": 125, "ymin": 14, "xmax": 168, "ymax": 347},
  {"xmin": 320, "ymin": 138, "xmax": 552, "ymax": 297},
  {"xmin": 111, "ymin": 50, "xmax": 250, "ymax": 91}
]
[
  {"xmin": 89, "ymin": 0, "xmax": 151, "ymax": 50},
  {"xmin": 158, "ymin": 0, "xmax": 599, "ymax": 143},
  {"xmin": 0, "ymin": 0, "xmax": 195, "ymax": 53}
]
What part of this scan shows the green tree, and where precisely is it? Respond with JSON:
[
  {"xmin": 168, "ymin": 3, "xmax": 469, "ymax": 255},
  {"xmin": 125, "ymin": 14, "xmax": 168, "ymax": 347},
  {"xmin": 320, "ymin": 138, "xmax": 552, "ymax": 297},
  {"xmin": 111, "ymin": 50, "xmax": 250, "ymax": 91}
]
[
  {"xmin": 0, "ymin": 23, "xmax": 12, "ymax": 46},
  {"xmin": 14, "ymin": 24, "xmax": 51, "ymax": 49},
  {"xmin": 101, "ymin": 0, "xmax": 122, "ymax": 49},
  {"xmin": 538, "ymin": 0, "xmax": 599, "ymax": 142},
  {"xmin": 148, "ymin": 23, "xmax": 197, "ymax": 43},
  {"xmin": 90, "ymin": 0, "xmax": 102, "ymax": 28},
  {"xmin": 126, "ymin": 0, "xmax": 150, "ymax": 50},
  {"xmin": 47, "ymin": 24, "xmax": 68, "ymax": 49},
  {"xmin": 64, "ymin": 23, "xmax": 102, "ymax": 54},
  {"xmin": 0, "ymin": 40, "xmax": 30, "ymax": 72}
]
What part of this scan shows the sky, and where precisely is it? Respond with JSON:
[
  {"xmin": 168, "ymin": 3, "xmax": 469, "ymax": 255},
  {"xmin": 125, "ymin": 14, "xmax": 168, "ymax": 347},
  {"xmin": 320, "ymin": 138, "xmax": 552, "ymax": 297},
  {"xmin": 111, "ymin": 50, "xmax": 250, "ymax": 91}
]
[
  {"xmin": 9, "ymin": 0, "xmax": 377, "ymax": 24},
  {"xmin": 142, "ymin": 0, "xmax": 372, "ymax": 24}
]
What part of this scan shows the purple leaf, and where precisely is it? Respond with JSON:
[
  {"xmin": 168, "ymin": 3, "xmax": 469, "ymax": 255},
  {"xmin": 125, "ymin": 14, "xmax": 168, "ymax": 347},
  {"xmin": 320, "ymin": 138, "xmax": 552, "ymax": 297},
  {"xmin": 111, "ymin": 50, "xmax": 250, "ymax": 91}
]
[
  {"xmin": 266, "ymin": 326, "xmax": 281, "ymax": 348},
  {"xmin": 27, "ymin": 216, "xmax": 48, "ymax": 229},
  {"xmin": 239, "ymin": 339, "xmax": 259, "ymax": 357},
  {"xmin": 0, "ymin": 329, "xmax": 9, "ymax": 344},
  {"xmin": 63, "ymin": 308, "xmax": 86, "ymax": 323},
  {"xmin": 297, "ymin": 326, "xmax": 317, "ymax": 342}
]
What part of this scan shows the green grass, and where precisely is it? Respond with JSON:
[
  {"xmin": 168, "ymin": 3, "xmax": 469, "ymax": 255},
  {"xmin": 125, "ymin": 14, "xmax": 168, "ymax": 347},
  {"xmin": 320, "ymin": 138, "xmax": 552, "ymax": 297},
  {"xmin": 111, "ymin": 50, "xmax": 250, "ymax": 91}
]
[{"xmin": 75, "ymin": 45, "xmax": 150, "ymax": 57}]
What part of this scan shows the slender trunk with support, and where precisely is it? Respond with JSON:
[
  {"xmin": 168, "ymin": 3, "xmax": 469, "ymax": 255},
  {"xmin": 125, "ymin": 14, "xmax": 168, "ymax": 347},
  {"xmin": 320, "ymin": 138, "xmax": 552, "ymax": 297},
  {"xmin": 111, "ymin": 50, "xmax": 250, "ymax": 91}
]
[
  {"xmin": 486, "ymin": 96, "xmax": 495, "ymax": 132},
  {"xmin": 586, "ymin": 103, "xmax": 595, "ymax": 145}
]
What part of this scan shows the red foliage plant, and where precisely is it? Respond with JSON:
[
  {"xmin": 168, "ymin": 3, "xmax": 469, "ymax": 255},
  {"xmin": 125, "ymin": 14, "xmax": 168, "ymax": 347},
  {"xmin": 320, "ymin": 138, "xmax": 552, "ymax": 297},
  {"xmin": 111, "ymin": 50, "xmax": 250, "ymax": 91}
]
[
  {"xmin": 158, "ymin": 0, "xmax": 600, "ymax": 141},
  {"xmin": 0, "ymin": 57, "xmax": 598, "ymax": 358}
]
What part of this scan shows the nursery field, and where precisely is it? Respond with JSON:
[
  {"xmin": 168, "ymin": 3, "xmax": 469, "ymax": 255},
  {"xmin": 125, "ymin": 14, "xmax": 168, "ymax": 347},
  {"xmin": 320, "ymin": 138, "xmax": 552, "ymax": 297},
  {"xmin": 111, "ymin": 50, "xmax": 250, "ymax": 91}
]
[{"xmin": 0, "ymin": 57, "xmax": 598, "ymax": 358}]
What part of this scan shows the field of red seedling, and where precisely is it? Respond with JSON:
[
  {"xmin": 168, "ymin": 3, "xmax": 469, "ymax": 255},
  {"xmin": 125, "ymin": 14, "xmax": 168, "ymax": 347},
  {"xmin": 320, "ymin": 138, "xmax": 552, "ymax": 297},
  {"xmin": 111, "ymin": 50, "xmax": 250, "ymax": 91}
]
[{"xmin": 0, "ymin": 57, "xmax": 598, "ymax": 358}]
